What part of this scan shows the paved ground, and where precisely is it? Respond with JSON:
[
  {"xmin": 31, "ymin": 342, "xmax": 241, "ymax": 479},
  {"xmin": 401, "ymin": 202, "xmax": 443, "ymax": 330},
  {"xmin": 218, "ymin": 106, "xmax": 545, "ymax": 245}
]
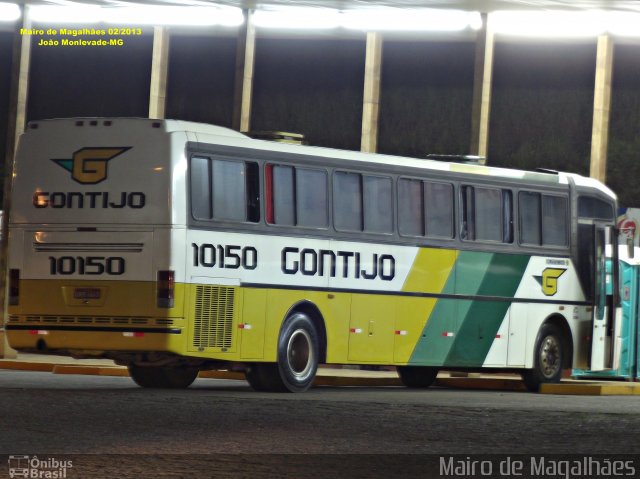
[{"xmin": 1, "ymin": 369, "xmax": 639, "ymax": 478}]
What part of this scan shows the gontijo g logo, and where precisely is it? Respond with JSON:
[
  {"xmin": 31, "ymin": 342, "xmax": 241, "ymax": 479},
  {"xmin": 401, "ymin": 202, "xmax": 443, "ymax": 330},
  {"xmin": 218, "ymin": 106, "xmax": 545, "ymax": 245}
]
[
  {"xmin": 52, "ymin": 147, "xmax": 130, "ymax": 184},
  {"xmin": 534, "ymin": 268, "xmax": 567, "ymax": 296}
]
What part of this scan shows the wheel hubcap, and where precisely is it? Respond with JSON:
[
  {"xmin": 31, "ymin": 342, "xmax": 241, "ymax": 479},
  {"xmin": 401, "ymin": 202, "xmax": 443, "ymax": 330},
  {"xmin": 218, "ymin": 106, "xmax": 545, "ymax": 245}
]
[
  {"xmin": 540, "ymin": 335, "xmax": 561, "ymax": 378},
  {"xmin": 287, "ymin": 329, "xmax": 314, "ymax": 380}
]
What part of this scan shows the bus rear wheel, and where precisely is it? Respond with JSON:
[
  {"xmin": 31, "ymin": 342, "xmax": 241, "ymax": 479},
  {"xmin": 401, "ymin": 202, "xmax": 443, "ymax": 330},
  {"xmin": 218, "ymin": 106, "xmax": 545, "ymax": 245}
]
[
  {"xmin": 245, "ymin": 312, "xmax": 319, "ymax": 393},
  {"xmin": 397, "ymin": 366, "xmax": 439, "ymax": 388},
  {"xmin": 521, "ymin": 323, "xmax": 564, "ymax": 392},
  {"xmin": 128, "ymin": 365, "xmax": 199, "ymax": 388}
]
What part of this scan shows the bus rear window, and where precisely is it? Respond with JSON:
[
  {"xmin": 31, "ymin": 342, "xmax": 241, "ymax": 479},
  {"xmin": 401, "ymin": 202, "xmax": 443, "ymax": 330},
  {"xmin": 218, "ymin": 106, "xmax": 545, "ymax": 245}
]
[{"xmin": 190, "ymin": 156, "xmax": 260, "ymax": 223}]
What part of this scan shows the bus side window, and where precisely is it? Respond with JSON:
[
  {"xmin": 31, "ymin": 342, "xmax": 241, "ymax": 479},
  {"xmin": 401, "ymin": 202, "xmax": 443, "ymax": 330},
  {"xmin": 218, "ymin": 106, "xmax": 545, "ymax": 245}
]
[
  {"xmin": 425, "ymin": 182, "xmax": 454, "ymax": 239},
  {"xmin": 519, "ymin": 191, "xmax": 568, "ymax": 247},
  {"xmin": 190, "ymin": 156, "xmax": 259, "ymax": 223},
  {"xmin": 334, "ymin": 171, "xmax": 392, "ymax": 234},
  {"xmin": 363, "ymin": 175, "xmax": 392, "ymax": 234},
  {"xmin": 502, "ymin": 190, "xmax": 514, "ymax": 243},
  {"xmin": 267, "ymin": 164, "xmax": 328, "ymax": 228},
  {"xmin": 542, "ymin": 195, "xmax": 567, "ymax": 246},
  {"xmin": 296, "ymin": 168, "xmax": 328, "ymax": 228},
  {"xmin": 190, "ymin": 156, "xmax": 212, "ymax": 220},
  {"xmin": 334, "ymin": 172, "xmax": 363, "ymax": 232},
  {"xmin": 519, "ymin": 191, "xmax": 542, "ymax": 245},
  {"xmin": 578, "ymin": 196, "xmax": 614, "ymax": 221},
  {"xmin": 245, "ymin": 162, "xmax": 260, "ymax": 223},
  {"xmin": 398, "ymin": 179, "xmax": 454, "ymax": 239},
  {"xmin": 475, "ymin": 187, "xmax": 502, "ymax": 242},
  {"xmin": 398, "ymin": 178, "xmax": 424, "ymax": 237},
  {"xmin": 271, "ymin": 165, "xmax": 295, "ymax": 226},
  {"xmin": 461, "ymin": 185, "xmax": 475, "ymax": 240},
  {"xmin": 462, "ymin": 185, "xmax": 512, "ymax": 243}
]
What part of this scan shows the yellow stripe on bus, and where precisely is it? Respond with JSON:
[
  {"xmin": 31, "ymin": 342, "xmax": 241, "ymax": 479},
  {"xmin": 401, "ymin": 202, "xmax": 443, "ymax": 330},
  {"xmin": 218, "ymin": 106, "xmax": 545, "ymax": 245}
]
[{"xmin": 393, "ymin": 248, "xmax": 458, "ymax": 363}]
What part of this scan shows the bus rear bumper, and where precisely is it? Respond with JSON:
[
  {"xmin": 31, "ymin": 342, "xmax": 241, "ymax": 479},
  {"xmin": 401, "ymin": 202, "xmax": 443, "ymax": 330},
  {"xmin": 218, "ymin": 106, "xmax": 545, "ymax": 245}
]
[{"xmin": 6, "ymin": 325, "xmax": 184, "ymax": 356}]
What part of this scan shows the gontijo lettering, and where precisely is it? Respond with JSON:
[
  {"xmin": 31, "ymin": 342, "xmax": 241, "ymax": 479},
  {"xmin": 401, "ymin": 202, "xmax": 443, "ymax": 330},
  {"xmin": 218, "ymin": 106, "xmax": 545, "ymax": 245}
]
[
  {"xmin": 33, "ymin": 191, "xmax": 145, "ymax": 209},
  {"xmin": 281, "ymin": 247, "xmax": 395, "ymax": 281},
  {"xmin": 190, "ymin": 243, "xmax": 396, "ymax": 281}
]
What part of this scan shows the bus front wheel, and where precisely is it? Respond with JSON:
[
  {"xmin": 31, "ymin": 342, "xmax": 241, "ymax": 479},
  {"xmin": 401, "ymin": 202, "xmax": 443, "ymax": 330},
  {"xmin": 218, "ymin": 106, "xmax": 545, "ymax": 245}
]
[
  {"xmin": 397, "ymin": 366, "xmax": 439, "ymax": 388},
  {"xmin": 128, "ymin": 365, "xmax": 199, "ymax": 388},
  {"xmin": 521, "ymin": 323, "xmax": 564, "ymax": 392},
  {"xmin": 245, "ymin": 312, "xmax": 319, "ymax": 393}
]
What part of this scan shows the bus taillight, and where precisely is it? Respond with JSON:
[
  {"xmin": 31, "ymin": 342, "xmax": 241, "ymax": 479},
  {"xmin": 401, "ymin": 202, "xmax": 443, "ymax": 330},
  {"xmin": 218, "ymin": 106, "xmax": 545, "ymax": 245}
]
[
  {"xmin": 9, "ymin": 269, "xmax": 19, "ymax": 305},
  {"xmin": 157, "ymin": 270, "xmax": 174, "ymax": 308}
]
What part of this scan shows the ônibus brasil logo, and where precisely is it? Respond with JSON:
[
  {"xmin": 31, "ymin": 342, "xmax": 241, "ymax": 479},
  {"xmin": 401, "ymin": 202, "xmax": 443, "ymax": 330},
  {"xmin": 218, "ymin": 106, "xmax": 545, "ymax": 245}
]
[
  {"xmin": 7, "ymin": 455, "xmax": 73, "ymax": 478},
  {"xmin": 51, "ymin": 147, "xmax": 130, "ymax": 185}
]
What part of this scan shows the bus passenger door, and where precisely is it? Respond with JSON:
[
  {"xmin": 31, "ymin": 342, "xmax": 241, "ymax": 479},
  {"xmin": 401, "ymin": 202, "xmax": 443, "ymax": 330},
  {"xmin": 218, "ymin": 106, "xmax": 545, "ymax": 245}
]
[{"xmin": 589, "ymin": 225, "xmax": 618, "ymax": 371}]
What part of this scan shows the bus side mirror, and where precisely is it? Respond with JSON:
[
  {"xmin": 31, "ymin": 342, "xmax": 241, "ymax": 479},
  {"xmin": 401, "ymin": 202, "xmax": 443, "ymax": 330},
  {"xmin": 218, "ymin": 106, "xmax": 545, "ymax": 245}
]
[{"xmin": 628, "ymin": 236, "xmax": 635, "ymax": 259}]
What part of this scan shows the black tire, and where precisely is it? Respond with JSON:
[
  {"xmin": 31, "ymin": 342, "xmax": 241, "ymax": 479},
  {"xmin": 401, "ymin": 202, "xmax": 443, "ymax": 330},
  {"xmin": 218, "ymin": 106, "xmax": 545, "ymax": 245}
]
[
  {"xmin": 246, "ymin": 312, "xmax": 319, "ymax": 393},
  {"xmin": 245, "ymin": 363, "xmax": 280, "ymax": 392},
  {"xmin": 397, "ymin": 366, "xmax": 439, "ymax": 388},
  {"xmin": 128, "ymin": 365, "xmax": 199, "ymax": 389},
  {"xmin": 522, "ymin": 323, "xmax": 565, "ymax": 392}
]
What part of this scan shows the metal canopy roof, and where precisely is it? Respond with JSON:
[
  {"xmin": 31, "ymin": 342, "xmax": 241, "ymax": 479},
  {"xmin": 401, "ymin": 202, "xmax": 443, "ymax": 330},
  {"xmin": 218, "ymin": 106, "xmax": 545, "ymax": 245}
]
[
  {"xmin": 15, "ymin": 0, "xmax": 640, "ymax": 13},
  {"xmin": 216, "ymin": 1, "xmax": 640, "ymax": 12}
]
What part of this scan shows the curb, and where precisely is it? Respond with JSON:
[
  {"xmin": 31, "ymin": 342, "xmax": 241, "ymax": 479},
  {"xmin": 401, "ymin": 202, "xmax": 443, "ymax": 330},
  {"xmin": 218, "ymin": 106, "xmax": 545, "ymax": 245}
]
[
  {"xmin": 0, "ymin": 361, "xmax": 55, "ymax": 372},
  {"xmin": 2, "ymin": 360, "xmax": 639, "ymax": 395},
  {"xmin": 52, "ymin": 365, "xmax": 130, "ymax": 377},
  {"xmin": 540, "ymin": 382, "xmax": 640, "ymax": 395}
]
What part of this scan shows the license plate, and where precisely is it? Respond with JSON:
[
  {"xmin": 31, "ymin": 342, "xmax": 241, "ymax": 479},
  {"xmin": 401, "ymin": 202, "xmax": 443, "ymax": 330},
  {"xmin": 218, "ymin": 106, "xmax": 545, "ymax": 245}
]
[{"xmin": 74, "ymin": 288, "xmax": 101, "ymax": 300}]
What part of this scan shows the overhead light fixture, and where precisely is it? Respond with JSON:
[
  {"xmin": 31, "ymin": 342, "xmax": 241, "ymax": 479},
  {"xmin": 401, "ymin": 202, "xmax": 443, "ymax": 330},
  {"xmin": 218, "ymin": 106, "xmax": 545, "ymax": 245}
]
[
  {"xmin": 30, "ymin": 4, "xmax": 102, "ymax": 24},
  {"xmin": 605, "ymin": 11, "xmax": 640, "ymax": 37},
  {"xmin": 102, "ymin": 4, "xmax": 244, "ymax": 27},
  {"xmin": 341, "ymin": 8, "xmax": 482, "ymax": 32},
  {"xmin": 253, "ymin": 7, "xmax": 341, "ymax": 30},
  {"xmin": 490, "ymin": 11, "xmax": 605, "ymax": 37},
  {"xmin": 0, "ymin": 2, "xmax": 20, "ymax": 22}
]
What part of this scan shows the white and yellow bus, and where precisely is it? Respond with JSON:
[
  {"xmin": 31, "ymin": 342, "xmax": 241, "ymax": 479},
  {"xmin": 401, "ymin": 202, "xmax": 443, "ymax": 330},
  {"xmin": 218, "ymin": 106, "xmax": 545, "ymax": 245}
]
[{"xmin": 5, "ymin": 117, "xmax": 618, "ymax": 392}]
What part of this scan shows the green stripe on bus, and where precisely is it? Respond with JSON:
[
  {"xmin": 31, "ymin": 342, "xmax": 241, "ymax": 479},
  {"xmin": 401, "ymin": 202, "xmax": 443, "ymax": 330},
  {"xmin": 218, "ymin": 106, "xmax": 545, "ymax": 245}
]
[
  {"xmin": 445, "ymin": 253, "xmax": 530, "ymax": 367},
  {"xmin": 408, "ymin": 251, "xmax": 492, "ymax": 366},
  {"xmin": 408, "ymin": 252, "xmax": 530, "ymax": 367}
]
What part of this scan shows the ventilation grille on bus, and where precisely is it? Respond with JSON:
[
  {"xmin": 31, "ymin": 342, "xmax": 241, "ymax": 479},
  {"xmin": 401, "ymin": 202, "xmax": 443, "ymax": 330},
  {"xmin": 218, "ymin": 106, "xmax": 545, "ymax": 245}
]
[
  {"xmin": 193, "ymin": 286, "xmax": 234, "ymax": 349},
  {"xmin": 8, "ymin": 315, "xmax": 175, "ymax": 327}
]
